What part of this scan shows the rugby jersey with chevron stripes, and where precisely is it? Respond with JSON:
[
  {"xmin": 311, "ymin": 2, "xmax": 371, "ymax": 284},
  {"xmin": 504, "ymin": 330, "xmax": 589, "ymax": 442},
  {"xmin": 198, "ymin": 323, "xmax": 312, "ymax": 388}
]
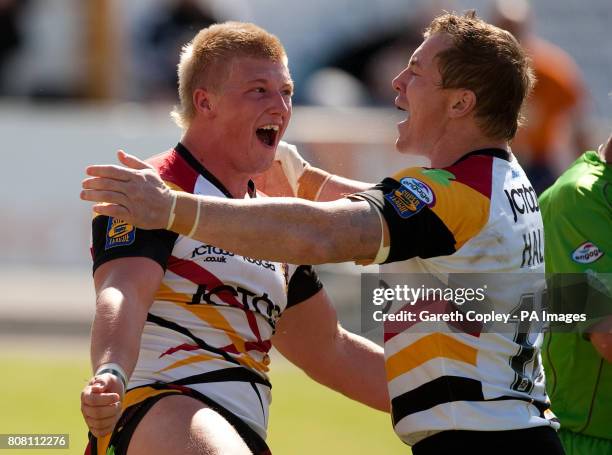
[
  {"xmin": 91, "ymin": 142, "xmax": 322, "ymax": 440},
  {"xmin": 355, "ymin": 149, "xmax": 559, "ymax": 446}
]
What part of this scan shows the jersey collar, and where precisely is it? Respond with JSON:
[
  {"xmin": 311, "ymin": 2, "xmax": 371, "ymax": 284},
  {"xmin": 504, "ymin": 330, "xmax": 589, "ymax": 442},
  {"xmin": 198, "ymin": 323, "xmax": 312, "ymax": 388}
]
[
  {"xmin": 174, "ymin": 142, "xmax": 256, "ymax": 199},
  {"xmin": 452, "ymin": 148, "xmax": 510, "ymax": 166}
]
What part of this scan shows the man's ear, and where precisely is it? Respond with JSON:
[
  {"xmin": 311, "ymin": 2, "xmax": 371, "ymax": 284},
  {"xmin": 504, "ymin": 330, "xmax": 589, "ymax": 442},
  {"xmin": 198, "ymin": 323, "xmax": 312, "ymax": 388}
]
[
  {"xmin": 448, "ymin": 89, "xmax": 476, "ymax": 118},
  {"xmin": 193, "ymin": 88, "xmax": 215, "ymax": 116}
]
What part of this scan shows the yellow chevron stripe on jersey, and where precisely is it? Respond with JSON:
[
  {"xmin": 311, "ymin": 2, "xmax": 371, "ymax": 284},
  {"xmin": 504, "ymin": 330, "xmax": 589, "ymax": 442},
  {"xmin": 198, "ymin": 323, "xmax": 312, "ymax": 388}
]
[
  {"xmin": 164, "ymin": 180, "xmax": 185, "ymax": 192},
  {"xmin": 157, "ymin": 353, "xmax": 220, "ymax": 373},
  {"xmin": 386, "ymin": 333, "xmax": 478, "ymax": 382},
  {"xmin": 154, "ymin": 283, "xmax": 266, "ymax": 371},
  {"xmin": 122, "ymin": 385, "xmax": 180, "ymax": 409},
  {"xmin": 155, "ymin": 283, "xmax": 192, "ymax": 303},
  {"xmin": 158, "ymin": 350, "xmax": 268, "ymax": 375},
  {"xmin": 173, "ymin": 302, "xmax": 252, "ymax": 353},
  {"xmin": 156, "ymin": 283, "xmax": 252, "ymax": 355},
  {"xmin": 390, "ymin": 168, "xmax": 490, "ymax": 251}
]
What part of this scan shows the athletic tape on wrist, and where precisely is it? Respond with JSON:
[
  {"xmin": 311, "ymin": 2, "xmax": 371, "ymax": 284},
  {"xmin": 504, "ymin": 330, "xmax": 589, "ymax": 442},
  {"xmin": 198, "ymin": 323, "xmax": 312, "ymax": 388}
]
[
  {"xmin": 313, "ymin": 173, "xmax": 333, "ymax": 201},
  {"xmin": 187, "ymin": 198, "xmax": 201, "ymax": 238},
  {"xmin": 166, "ymin": 191, "xmax": 177, "ymax": 230},
  {"xmin": 275, "ymin": 142, "xmax": 309, "ymax": 196},
  {"xmin": 95, "ymin": 362, "xmax": 128, "ymax": 389},
  {"xmin": 372, "ymin": 208, "xmax": 390, "ymax": 264},
  {"xmin": 296, "ymin": 166, "xmax": 333, "ymax": 201}
]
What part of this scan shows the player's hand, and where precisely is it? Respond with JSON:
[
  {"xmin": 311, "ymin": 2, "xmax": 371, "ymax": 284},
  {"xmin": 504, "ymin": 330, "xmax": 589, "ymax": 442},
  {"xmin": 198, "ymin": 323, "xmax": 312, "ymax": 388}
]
[
  {"xmin": 81, "ymin": 150, "xmax": 173, "ymax": 230},
  {"xmin": 80, "ymin": 373, "xmax": 124, "ymax": 438}
]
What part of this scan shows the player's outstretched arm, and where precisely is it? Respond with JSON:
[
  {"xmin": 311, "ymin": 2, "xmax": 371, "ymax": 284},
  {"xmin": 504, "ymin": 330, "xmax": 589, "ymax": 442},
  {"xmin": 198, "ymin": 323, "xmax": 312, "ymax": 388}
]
[
  {"xmin": 81, "ymin": 151, "xmax": 384, "ymax": 265},
  {"xmin": 81, "ymin": 257, "xmax": 163, "ymax": 437},
  {"xmin": 272, "ymin": 288, "xmax": 389, "ymax": 412}
]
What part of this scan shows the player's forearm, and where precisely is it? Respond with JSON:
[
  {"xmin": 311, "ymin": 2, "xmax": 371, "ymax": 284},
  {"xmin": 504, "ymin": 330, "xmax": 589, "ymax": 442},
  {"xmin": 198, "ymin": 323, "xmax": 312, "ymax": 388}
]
[
  {"xmin": 171, "ymin": 194, "xmax": 378, "ymax": 264},
  {"xmin": 308, "ymin": 328, "xmax": 389, "ymax": 412},
  {"xmin": 314, "ymin": 173, "xmax": 373, "ymax": 202},
  {"xmin": 90, "ymin": 287, "xmax": 148, "ymax": 377}
]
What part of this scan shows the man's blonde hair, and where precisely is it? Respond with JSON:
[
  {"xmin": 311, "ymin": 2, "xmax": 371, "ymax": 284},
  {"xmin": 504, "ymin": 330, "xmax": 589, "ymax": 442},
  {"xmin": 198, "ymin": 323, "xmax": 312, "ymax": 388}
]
[{"xmin": 171, "ymin": 21, "xmax": 288, "ymax": 130}]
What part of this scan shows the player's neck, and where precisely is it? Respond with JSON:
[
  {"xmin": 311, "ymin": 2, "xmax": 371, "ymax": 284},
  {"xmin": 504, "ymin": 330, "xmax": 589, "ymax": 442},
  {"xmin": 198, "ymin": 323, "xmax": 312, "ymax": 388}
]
[
  {"xmin": 180, "ymin": 134, "xmax": 251, "ymax": 198},
  {"xmin": 428, "ymin": 133, "xmax": 508, "ymax": 168}
]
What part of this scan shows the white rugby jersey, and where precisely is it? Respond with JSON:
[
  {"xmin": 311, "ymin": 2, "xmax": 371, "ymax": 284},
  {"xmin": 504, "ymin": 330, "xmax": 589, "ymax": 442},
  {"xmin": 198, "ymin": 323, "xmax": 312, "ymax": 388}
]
[
  {"xmin": 91, "ymin": 143, "xmax": 322, "ymax": 439},
  {"xmin": 355, "ymin": 149, "xmax": 558, "ymax": 446}
]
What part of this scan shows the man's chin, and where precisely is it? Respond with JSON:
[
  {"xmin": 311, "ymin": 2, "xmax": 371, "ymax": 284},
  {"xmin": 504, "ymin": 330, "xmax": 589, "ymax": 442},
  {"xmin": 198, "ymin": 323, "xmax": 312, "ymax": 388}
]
[
  {"xmin": 395, "ymin": 139, "xmax": 416, "ymax": 155},
  {"xmin": 252, "ymin": 153, "xmax": 276, "ymax": 175}
]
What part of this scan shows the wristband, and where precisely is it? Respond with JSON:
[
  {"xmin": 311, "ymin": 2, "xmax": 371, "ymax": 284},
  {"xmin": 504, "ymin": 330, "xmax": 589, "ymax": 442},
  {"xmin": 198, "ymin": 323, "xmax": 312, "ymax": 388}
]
[
  {"xmin": 95, "ymin": 362, "xmax": 128, "ymax": 390},
  {"xmin": 187, "ymin": 198, "xmax": 201, "ymax": 238},
  {"xmin": 166, "ymin": 191, "xmax": 178, "ymax": 230},
  {"xmin": 297, "ymin": 166, "xmax": 333, "ymax": 201}
]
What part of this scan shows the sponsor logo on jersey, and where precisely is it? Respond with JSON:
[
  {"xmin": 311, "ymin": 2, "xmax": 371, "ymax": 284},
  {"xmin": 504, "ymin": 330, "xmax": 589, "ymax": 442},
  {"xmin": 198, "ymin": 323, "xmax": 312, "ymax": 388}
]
[
  {"xmin": 243, "ymin": 256, "xmax": 276, "ymax": 271},
  {"xmin": 571, "ymin": 241, "xmax": 604, "ymax": 264},
  {"xmin": 399, "ymin": 177, "xmax": 436, "ymax": 206},
  {"xmin": 504, "ymin": 183, "xmax": 539, "ymax": 223},
  {"xmin": 191, "ymin": 284, "xmax": 282, "ymax": 327},
  {"xmin": 105, "ymin": 217, "xmax": 135, "ymax": 249},
  {"xmin": 191, "ymin": 244, "xmax": 235, "ymax": 259},
  {"xmin": 385, "ymin": 187, "xmax": 426, "ymax": 219}
]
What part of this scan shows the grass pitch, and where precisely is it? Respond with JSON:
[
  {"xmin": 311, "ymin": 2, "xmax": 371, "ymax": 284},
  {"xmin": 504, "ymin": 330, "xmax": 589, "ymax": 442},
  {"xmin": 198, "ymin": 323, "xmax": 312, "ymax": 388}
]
[{"xmin": 0, "ymin": 340, "xmax": 407, "ymax": 454}]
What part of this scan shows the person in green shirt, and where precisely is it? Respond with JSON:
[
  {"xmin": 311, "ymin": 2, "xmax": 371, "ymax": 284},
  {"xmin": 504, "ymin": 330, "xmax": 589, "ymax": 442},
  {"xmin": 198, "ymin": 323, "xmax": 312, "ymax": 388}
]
[{"xmin": 540, "ymin": 132, "xmax": 612, "ymax": 455}]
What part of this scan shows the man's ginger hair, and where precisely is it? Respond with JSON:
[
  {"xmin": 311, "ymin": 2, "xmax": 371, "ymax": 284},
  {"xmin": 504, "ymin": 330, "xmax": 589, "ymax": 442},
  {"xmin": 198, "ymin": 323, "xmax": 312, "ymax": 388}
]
[
  {"xmin": 171, "ymin": 21, "xmax": 288, "ymax": 130},
  {"xmin": 425, "ymin": 11, "xmax": 535, "ymax": 141}
]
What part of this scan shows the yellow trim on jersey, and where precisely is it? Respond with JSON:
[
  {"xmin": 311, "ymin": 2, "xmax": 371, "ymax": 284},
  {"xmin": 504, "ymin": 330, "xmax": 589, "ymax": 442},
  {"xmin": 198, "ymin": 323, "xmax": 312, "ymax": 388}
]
[
  {"xmin": 155, "ymin": 283, "xmax": 192, "ymax": 303},
  {"xmin": 157, "ymin": 353, "xmax": 221, "ymax": 373},
  {"xmin": 122, "ymin": 386, "xmax": 180, "ymax": 409},
  {"xmin": 386, "ymin": 333, "xmax": 478, "ymax": 382},
  {"xmin": 96, "ymin": 433, "xmax": 111, "ymax": 455},
  {"xmin": 164, "ymin": 181, "xmax": 184, "ymax": 192},
  {"xmin": 158, "ymin": 350, "xmax": 267, "ymax": 375}
]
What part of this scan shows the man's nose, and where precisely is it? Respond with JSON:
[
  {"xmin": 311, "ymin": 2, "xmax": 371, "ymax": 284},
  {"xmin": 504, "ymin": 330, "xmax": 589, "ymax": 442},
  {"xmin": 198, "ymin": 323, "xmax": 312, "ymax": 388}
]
[
  {"xmin": 392, "ymin": 67, "xmax": 410, "ymax": 93},
  {"xmin": 392, "ymin": 74, "xmax": 404, "ymax": 93},
  {"xmin": 269, "ymin": 91, "xmax": 291, "ymax": 115}
]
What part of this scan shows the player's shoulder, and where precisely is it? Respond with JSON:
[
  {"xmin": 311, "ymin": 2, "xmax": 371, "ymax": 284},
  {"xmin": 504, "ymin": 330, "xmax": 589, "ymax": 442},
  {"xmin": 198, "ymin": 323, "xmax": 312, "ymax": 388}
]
[
  {"xmin": 390, "ymin": 153, "xmax": 497, "ymax": 207},
  {"xmin": 146, "ymin": 147, "xmax": 198, "ymax": 193}
]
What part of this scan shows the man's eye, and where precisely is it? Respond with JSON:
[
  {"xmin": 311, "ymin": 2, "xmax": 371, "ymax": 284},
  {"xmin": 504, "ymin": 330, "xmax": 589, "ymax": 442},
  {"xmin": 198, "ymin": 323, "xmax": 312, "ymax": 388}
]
[{"xmin": 253, "ymin": 87, "xmax": 266, "ymax": 93}]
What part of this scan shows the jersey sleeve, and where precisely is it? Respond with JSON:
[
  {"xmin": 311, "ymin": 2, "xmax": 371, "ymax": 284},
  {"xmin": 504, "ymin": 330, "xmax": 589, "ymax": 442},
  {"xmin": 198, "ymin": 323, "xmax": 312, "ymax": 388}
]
[
  {"xmin": 352, "ymin": 163, "xmax": 492, "ymax": 264},
  {"xmin": 286, "ymin": 265, "xmax": 323, "ymax": 308},
  {"xmin": 91, "ymin": 214, "xmax": 179, "ymax": 273}
]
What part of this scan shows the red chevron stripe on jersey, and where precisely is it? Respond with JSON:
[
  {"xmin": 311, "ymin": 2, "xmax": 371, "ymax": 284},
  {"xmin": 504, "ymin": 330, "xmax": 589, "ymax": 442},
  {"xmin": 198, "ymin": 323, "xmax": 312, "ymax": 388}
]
[
  {"xmin": 443, "ymin": 154, "xmax": 494, "ymax": 199},
  {"xmin": 147, "ymin": 148, "xmax": 199, "ymax": 193}
]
